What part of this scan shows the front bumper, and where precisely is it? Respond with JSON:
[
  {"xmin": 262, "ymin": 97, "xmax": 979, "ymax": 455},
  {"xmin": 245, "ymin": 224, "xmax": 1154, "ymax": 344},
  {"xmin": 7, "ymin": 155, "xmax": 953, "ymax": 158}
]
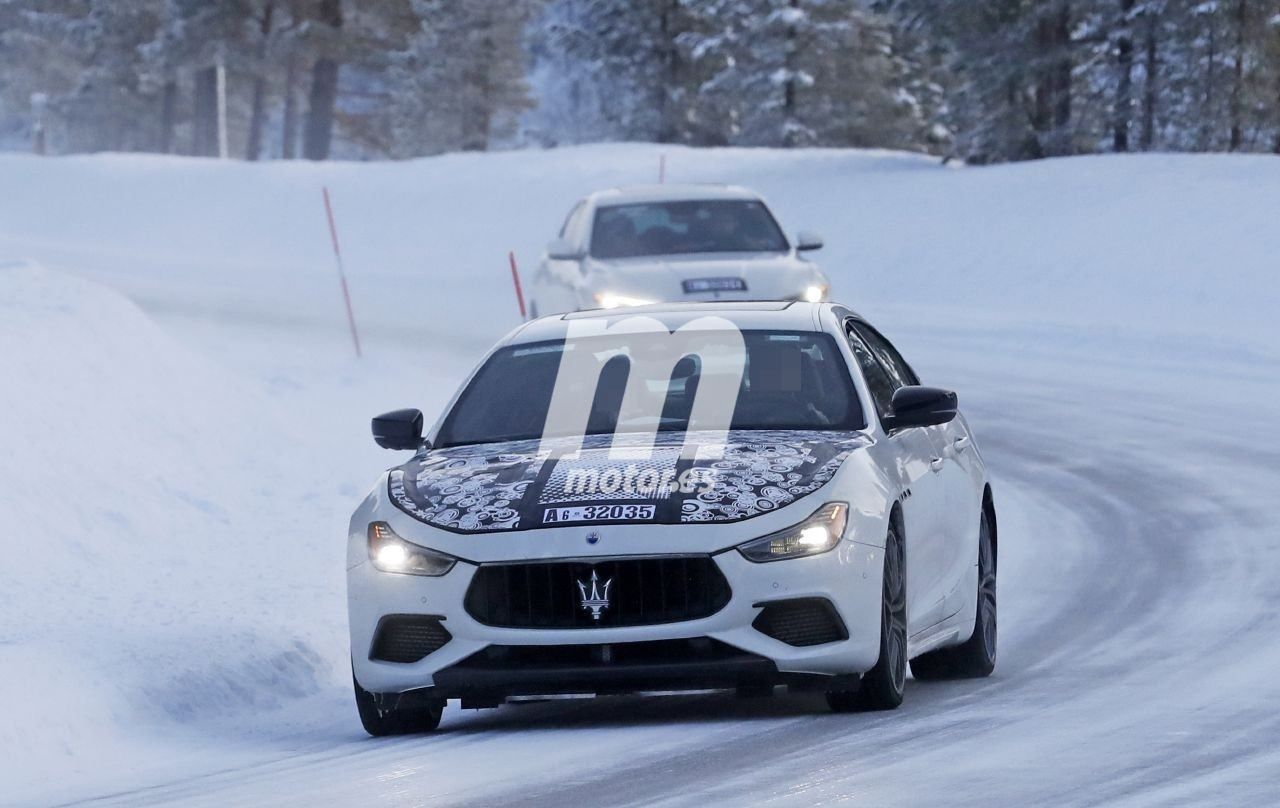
[{"xmin": 349, "ymin": 542, "xmax": 884, "ymax": 697}]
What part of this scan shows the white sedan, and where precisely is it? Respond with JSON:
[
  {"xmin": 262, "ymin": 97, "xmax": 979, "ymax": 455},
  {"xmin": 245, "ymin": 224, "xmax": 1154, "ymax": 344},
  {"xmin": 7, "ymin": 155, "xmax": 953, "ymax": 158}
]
[
  {"xmin": 527, "ymin": 185, "xmax": 830, "ymax": 316},
  {"xmin": 348, "ymin": 301, "xmax": 996, "ymax": 734}
]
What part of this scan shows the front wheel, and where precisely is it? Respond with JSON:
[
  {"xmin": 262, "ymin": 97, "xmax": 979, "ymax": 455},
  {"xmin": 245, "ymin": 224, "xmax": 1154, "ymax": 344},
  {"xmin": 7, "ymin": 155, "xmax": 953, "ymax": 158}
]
[
  {"xmin": 910, "ymin": 510, "xmax": 997, "ymax": 680},
  {"xmin": 829, "ymin": 518, "xmax": 906, "ymax": 712},
  {"xmin": 354, "ymin": 674, "xmax": 444, "ymax": 736}
]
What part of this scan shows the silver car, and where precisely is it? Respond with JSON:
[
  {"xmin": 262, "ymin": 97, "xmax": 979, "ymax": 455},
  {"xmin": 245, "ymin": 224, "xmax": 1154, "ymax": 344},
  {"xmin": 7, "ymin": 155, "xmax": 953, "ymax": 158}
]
[{"xmin": 528, "ymin": 184, "xmax": 830, "ymax": 316}]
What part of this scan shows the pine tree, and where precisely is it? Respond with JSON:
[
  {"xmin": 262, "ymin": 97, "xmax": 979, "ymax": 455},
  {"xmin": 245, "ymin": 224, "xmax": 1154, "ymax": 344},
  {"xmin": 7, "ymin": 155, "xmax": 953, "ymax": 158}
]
[{"xmin": 387, "ymin": 0, "xmax": 538, "ymax": 156}]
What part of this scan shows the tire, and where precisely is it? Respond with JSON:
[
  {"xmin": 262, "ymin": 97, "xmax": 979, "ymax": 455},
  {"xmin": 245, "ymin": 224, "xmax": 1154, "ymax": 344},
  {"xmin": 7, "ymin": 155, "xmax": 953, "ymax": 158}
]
[
  {"xmin": 828, "ymin": 518, "xmax": 906, "ymax": 712},
  {"xmin": 354, "ymin": 674, "xmax": 445, "ymax": 737},
  {"xmin": 910, "ymin": 510, "xmax": 997, "ymax": 680}
]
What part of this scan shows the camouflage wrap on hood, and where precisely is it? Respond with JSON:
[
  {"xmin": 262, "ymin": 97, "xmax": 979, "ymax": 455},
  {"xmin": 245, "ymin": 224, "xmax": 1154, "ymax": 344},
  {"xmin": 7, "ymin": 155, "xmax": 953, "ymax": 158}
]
[{"xmin": 388, "ymin": 430, "xmax": 869, "ymax": 533}]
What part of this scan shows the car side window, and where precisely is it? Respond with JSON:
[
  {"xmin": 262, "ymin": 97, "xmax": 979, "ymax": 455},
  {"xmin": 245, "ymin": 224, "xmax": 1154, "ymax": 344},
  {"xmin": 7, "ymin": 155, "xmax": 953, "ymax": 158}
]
[
  {"xmin": 844, "ymin": 322, "xmax": 896, "ymax": 419},
  {"xmin": 850, "ymin": 322, "xmax": 920, "ymax": 388}
]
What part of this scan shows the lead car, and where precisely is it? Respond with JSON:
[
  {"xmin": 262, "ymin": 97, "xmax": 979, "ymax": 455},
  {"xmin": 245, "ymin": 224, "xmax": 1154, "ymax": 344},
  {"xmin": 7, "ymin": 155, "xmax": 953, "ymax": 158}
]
[{"xmin": 348, "ymin": 301, "xmax": 997, "ymax": 735}]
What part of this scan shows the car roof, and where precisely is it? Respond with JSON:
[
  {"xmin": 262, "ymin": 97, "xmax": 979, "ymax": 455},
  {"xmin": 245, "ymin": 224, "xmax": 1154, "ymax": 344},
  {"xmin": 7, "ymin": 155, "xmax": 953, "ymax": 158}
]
[
  {"xmin": 585, "ymin": 184, "xmax": 763, "ymax": 207},
  {"xmin": 506, "ymin": 301, "xmax": 850, "ymax": 346}
]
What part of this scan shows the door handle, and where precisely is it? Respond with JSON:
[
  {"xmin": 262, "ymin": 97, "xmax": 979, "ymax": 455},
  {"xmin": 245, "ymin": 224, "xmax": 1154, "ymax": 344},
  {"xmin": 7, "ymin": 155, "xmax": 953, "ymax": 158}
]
[
  {"xmin": 953, "ymin": 436, "xmax": 970, "ymax": 453},
  {"xmin": 930, "ymin": 457, "xmax": 944, "ymax": 472}
]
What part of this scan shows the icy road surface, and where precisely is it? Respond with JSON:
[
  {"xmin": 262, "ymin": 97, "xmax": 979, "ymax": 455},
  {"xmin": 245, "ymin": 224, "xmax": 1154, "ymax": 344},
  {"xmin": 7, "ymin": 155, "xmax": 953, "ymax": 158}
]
[
  {"xmin": 71, "ymin": 331, "xmax": 1280, "ymax": 807},
  {"xmin": 2, "ymin": 146, "xmax": 1278, "ymax": 805}
]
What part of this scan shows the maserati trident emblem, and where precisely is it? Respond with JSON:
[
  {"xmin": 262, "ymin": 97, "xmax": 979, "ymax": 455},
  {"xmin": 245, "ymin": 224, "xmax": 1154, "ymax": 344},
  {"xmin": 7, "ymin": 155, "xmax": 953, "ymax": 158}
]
[{"xmin": 577, "ymin": 569, "xmax": 612, "ymax": 620}]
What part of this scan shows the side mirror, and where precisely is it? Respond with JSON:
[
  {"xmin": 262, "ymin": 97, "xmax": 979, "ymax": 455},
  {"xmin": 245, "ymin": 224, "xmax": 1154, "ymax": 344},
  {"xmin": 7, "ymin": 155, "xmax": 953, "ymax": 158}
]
[
  {"xmin": 372, "ymin": 409, "xmax": 426, "ymax": 450},
  {"xmin": 546, "ymin": 238, "xmax": 584, "ymax": 261},
  {"xmin": 795, "ymin": 231, "xmax": 824, "ymax": 252},
  {"xmin": 884, "ymin": 386, "xmax": 958, "ymax": 431}
]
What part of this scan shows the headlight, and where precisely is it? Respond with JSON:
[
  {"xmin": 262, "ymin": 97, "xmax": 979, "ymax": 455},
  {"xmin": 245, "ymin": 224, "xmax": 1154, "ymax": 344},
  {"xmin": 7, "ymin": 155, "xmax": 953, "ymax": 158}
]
[
  {"xmin": 368, "ymin": 522, "xmax": 457, "ymax": 576},
  {"xmin": 737, "ymin": 503, "xmax": 849, "ymax": 563},
  {"xmin": 802, "ymin": 284, "xmax": 827, "ymax": 303},
  {"xmin": 594, "ymin": 292, "xmax": 655, "ymax": 309}
]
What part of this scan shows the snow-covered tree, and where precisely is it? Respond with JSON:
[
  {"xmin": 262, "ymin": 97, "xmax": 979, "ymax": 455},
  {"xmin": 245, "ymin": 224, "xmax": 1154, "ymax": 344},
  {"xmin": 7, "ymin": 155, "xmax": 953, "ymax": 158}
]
[{"xmin": 387, "ymin": 0, "xmax": 539, "ymax": 155}]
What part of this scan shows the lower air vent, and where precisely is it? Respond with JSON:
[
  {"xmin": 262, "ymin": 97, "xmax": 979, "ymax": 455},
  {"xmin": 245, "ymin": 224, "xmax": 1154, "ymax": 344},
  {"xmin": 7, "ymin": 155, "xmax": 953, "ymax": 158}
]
[
  {"xmin": 752, "ymin": 598, "xmax": 848, "ymax": 647},
  {"xmin": 370, "ymin": 615, "xmax": 452, "ymax": 663}
]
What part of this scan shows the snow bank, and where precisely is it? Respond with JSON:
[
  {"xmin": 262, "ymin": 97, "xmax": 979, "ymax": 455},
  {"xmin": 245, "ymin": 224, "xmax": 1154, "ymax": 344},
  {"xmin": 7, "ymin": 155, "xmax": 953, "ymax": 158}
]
[{"xmin": 0, "ymin": 261, "xmax": 350, "ymax": 796}]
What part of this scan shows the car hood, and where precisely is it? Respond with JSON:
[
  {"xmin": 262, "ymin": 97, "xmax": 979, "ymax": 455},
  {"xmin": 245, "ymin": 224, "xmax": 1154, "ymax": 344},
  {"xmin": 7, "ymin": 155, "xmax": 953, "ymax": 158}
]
[
  {"xmin": 585, "ymin": 254, "xmax": 822, "ymax": 301},
  {"xmin": 388, "ymin": 430, "xmax": 869, "ymax": 534}
]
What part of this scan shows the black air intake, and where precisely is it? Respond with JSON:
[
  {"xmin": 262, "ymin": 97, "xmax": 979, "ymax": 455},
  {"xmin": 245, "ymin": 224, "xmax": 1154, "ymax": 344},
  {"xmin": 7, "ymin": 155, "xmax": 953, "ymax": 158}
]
[
  {"xmin": 752, "ymin": 598, "xmax": 848, "ymax": 647},
  {"xmin": 370, "ymin": 615, "xmax": 452, "ymax": 663}
]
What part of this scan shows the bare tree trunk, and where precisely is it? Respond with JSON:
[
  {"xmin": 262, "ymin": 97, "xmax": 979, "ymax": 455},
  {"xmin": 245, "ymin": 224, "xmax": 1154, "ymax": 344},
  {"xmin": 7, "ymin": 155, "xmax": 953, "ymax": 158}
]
[
  {"xmin": 1114, "ymin": 0, "xmax": 1136, "ymax": 151},
  {"xmin": 282, "ymin": 52, "xmax": 298, "ymax": 158},
  {"xmin": 656, "ymin": 0, "xmax": 680, "ymax": 143},
  {"xmin": 303, "ymin": 0, "xmax": 342, "ymax": 161},
  {"xmin": 1202, "ymin": 16, "xmax": 1218, "ymax": 150},
  {"xmin": 1032, "ymin": 5, "xmax": 1073, "ymax": 157},
  {"xmin": 1276, "ymin": 63, "xmax": 1280, "ymax": 153},
  {"xmin": 304, "ymin": 59, "xmax": 339, "ymax": 160},
  {"xmin": 1032, "ymin": 17, "xmax": 1053, "ymax": 145},
  {"xmin": 192, "ymin": 66, "xmax": 219, "ymax": 156},
  {"xmin": 782, "ymin": 0, "xmax": 799, "ymax": 147},
  {"xmin": 1229, "ymin": 0, "xmax": 1247, "ymax": 150},
  {"xmin": 246, "ymin": 0, "xmax": 276, "ymax": 161},
  {"xmin": 159, "ymin": 79, "xmax": 177, "ymax": 154},
  {"xmin": 1052, "ymin": 5, "xmax": 1073, "ymax": 136},
  {"xmin": 461, "ymin": 32, "xmax": 494, "ymax": 151},
  {"xmin": 1141, "ymin": 11, "xmax": 1158, "ymax": 149},
  {"xmin": 247, "ymin": 82, "xmax": 268, "ymax": 160}
]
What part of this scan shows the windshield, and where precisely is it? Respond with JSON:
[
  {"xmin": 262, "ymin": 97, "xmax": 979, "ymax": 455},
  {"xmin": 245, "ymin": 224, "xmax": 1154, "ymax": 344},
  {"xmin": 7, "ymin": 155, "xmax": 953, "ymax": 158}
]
[
  {"xmin": 589, "ymin": 200, "xmax": 790, "ymax": 259},
  {"xmin": 436, "ymin": 331, "xmax": 863, "ymax": 448}
]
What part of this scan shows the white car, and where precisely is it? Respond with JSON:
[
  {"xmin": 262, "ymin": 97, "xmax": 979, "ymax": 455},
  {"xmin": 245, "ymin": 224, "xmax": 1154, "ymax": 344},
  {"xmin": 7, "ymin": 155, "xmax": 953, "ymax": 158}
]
[
  {"xmin": 527, "ymin": 185, "xmax": 830, "ymax": 316},
  {"xmin": 348, "ymin": 301, "xmax": 997, "ymax": 735}
]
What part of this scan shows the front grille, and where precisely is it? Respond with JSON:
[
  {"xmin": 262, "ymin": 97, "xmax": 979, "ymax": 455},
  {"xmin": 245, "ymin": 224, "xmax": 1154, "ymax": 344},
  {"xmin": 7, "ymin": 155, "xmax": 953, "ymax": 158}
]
[
  {"xmin": 752, "ymin": 598, "xmax": 848, "ymax": 647},
  {"xmin": 369, "ymin": 615, "xmax": 452, "ymax": 663},
  {"xmin": 464, "ymin": 556, "xmax": 731, "ymax": 629}
]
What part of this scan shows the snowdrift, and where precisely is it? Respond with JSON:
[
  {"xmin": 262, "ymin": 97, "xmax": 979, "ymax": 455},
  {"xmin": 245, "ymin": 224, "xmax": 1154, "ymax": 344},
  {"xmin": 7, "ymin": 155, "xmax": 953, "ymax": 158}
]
[{"xmin": 0, "ymin": 261, "xmax": 349, "ymax": 796}]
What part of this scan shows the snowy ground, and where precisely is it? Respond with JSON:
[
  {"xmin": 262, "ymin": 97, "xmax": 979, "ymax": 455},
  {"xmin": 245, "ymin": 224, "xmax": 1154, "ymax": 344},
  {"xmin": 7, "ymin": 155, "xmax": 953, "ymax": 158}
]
[{"xmin": 1, "ymin": 145, "xmax": 1278, "ymax": 806}]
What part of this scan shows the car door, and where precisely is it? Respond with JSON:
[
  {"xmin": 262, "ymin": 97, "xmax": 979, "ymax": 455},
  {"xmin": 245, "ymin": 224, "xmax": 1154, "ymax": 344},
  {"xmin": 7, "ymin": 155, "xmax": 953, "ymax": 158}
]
[
  {"xmin": 853, "ymin": 321, "xmax": 978, "ymax": 624},
  {"xmin": 843, "ymin": 321, "xmax": 948, "ymax": 634}
]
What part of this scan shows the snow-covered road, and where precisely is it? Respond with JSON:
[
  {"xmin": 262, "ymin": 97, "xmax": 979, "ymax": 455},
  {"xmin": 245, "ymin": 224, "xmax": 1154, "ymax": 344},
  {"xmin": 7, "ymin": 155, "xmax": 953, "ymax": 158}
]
[
  {"xmin": 4, "ymin": 146, "xmax": 1279, "ymax": 805},
  {"xmin": 62, "ymin": 324, "xmax": 1280, "ymax": 807}
]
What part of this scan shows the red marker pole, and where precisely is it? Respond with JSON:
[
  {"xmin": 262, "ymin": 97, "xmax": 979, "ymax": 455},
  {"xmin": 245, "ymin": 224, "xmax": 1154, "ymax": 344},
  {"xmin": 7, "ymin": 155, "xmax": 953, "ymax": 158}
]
[
  {"xmin": 509, "ymin": 251, "xmax": 528, "ymax": 321},
  {"xmin": 322, "ymin": 186, "xmax": 362, "ymax": 358}
]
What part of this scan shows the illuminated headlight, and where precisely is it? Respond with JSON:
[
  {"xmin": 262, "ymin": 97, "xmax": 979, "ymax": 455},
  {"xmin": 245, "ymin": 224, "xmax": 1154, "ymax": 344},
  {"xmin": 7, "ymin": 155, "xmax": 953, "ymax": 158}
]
[
  {"xmin": 368, "ymin": 522, "xmax": 457, "ymax": 576},
  {"xmin": 594, "ymin": 292, "xmax": 655, "ymax": 309},
  {"xmin": 737, "ymin": 503, "xmax": 849, "ymax": 563},
  {"xmin": 802, "ymin": 285, "xmax": 827, "ymax": 303}
]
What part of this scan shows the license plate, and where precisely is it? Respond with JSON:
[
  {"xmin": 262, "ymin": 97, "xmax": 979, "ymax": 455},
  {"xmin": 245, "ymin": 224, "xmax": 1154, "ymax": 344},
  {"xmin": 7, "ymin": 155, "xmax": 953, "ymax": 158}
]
[
  {"xmin": 682, "ymin": 277, "xmax": 747, "ymax": 293},
  {"xmin": 543, "ymin": 504, "xmax": 657, "ymax": 523}
]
